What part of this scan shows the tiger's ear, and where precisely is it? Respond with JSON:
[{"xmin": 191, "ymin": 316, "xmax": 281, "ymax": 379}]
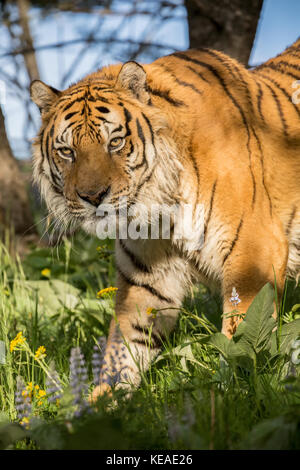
[
  {"xmin": 116, "ymin": 61, "xmax": 150, "ymax": 104},
  {"xmin": 30, "ymin": 80, "xmax": 61, "ymax": 114}
]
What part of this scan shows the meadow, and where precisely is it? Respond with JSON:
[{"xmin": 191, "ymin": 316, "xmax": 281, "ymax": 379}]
[{"xmin": 0, "ymin": 229, "xmax": 299, "ymax": 450}]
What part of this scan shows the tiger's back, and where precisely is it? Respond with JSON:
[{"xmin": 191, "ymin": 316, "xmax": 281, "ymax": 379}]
[{"xmin": 147, "ymin": 43, "xmax": 300, "ymax": 281}]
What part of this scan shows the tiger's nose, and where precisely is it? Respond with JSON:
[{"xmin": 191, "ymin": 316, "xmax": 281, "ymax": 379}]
[{"xmin": 76, "ymin": 186, "xmax": 111, "ymax": 207}]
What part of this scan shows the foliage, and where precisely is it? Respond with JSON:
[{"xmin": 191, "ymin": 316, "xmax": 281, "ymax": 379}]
[{"xmin": 0, "ymin": 234, "xmax": 299, "ymax": 450}]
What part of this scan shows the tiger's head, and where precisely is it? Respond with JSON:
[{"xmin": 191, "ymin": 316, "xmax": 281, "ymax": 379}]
[{"xmin": 31, "ymin": 61, "xmax": 181, "ymax": 237}]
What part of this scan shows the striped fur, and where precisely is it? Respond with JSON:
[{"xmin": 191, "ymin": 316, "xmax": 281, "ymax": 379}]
[{"xmin": 30, "ymin": 40, "xmax": 300, "ymax": 398}]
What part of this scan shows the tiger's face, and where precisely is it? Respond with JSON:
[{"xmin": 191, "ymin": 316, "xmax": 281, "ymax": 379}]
[{"xmin": 30, "ymin": 62, "xmax": 174, "ymax": 236}]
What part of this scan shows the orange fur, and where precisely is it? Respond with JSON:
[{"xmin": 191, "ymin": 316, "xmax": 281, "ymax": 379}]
[{"xmin": 31, "ymin": 39, "xmax": 300, "ymax": 396}]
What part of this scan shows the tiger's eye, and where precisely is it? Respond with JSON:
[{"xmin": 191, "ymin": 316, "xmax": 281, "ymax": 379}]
[
  {"xmin": 109, "ymin": 137, "xmax": 123, "ymax": 150},
  {"xmin": 58, "ymin": 147, "xmax": 74, "ymax": 159},
  {"xmin": 60, "ymin": 147, "xmax": 72, "ymax": 155}
]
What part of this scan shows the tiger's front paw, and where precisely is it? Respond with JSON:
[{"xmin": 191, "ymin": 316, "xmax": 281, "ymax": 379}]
[{"xmin": 89, "ymin": 382, "xmax": 112, "ymax": 404}]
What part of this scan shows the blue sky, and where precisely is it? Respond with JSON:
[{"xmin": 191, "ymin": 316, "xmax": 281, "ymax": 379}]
[
  {"xmin": 1, "ymin": 0, "xmax": 300, "ymax": 158},
  {"xmin": 249, "ymin": 0, "xmax": 300, "ymax": 65}
]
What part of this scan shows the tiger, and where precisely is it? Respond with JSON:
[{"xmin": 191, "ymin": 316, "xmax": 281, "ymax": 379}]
[{"xmin": 30, "ymin": 38, "xmax": 300, "ymax": 400}]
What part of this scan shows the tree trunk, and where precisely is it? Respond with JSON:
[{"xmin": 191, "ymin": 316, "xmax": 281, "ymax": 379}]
[
  {"xmin": 16, "ymin": 0, "xmax": 40, "ymax": 81},
  {"xmin": 185, "ymin": 0, "xmax": 263, "ymax": 65},
  {"xmin": 0, "ymin": 106, "xmax": 35, "ymax": 236}
]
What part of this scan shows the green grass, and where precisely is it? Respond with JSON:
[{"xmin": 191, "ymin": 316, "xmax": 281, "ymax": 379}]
[{"xmin": 0, "ymin": 232, "xmax": 299, "ymax": 450}]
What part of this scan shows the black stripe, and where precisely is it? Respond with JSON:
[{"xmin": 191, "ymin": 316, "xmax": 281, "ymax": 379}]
[
  {"xmin": 42, "ymin": 129, "xmax": 62, "ymax": 192},
  {"xmin": 159, "ymin": 64, "xmax": 203, "ymax": 95},
  {"xmin": 119, "ymin": 239, "xmax": 151, "ymax": 273},
  {"xmin": 141, "ymin": 112, "xmax": 155, "ymax": 146},
  {"xmin": 132, "ymin": 118, "xmax": 147, "ymax": 170},
  {"xmin": 174, "ymin": 52, "xmax": 256, "ymax": 206},
  {"xmin": 188, "ymin": 139, "xmax": 200, "ymax": 208},
  {"xmin": 186, "ymin": 65, "xmax": 210, "ymax": 83},
  {"xmin": 223, "ymin": 217, "xmax": 244, "ymax": 265},
  {"xmin": 132, "ymin": 167, "xmax": 155, "ymax": 202},
  {"xmin": 131, "ymin": 338, "xmax": 160, "ymax": 350},
  {"xmin": 256, "ymin": 81, "xmax": 265, "ymax": 122},
  {"xmin": 112, "ymin": 124, "xmax": 123, "ymax": 134},
  {"xmin": 199, "ymin": 48, "xmax": 238, "ymax": 80},
  {"xmin": 260, "ymin": 79, "xmax": 289, "ymax": 136},
  {"xmin": 251, "ymin": 127, "xmax": 272, "ymax": 215},
  {"xmin": 257, "ymin": 73, "xmax": 300, "ymax": 120},
  {"xmin": 117, "ymin": 264, "xmax": 173, "ymax": 303},
  {"xmin": 173, "ymin": 52, "xmax": 250, "ymax": 129},
  {"xmin": 123, "ymin": 107, "xmax": 132, "ymax": 137},
  {"xmin": 65, "ymin": 111, "xmax": 77, "ymax": 120},
  {"xmin": 255, "ymin": 62, "xmax": 300, "ymax": 80},
  {"xmin": 132, "ymin": 324, "xmax": 164, "ymax": 350},
  {"xmin": 148, "ymin": 85, "xmax": 186, "ymax": 107},
  {"xmin": 203, "ymin": 180, "xmax": 217, "ymax": 242},
  {"xmin": 260, "ymin": 60, "xmax": 300, "ymax": 75},
  {"xmin": 286, "ymin": 206, "xmax": 297, "ymax": 237},
  {"xmin": 96, "ymin": 106, "xmax": 110, "ymax": 113}
]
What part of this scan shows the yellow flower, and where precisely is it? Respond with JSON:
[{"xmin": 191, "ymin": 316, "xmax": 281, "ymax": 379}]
[
  {"xmin": 41, "ymin": 268, "xmax": 51, "ymax": 277},
  {"xmin": 20, "ymin": 417, "xmax": 30, "ymax": 429},
  {"xmin": 23, "ymin": 382, "xmax": 34, "ymax": 399},
  {"xmin": 22, "ymin": 389, "xmax": 30, "ymax": 399},
  {"xmin": 146, "ymin": 307, "xmax": 158, "ymax": 319},
  {"xmin": 36, "ymin": 389, "xmax": 46, "ymax": 407},
  {"xmin": 34, "ymin": 345, "xmax": 46, "ymax": 360},
  {"xmin": 10, "ymin": 332, "xmax": 26, "ymax": 352},
  {"xmin": 26, "ymin": 382, "xmax": 33, "ymax": 391},
  {"xmin": 37, "ymin": 389, "xmax": 46, "ymax": 398},
  {"xmin": 56, "ymin": 398, "xmax": 60, "ymax": 408},
  {"xmin": 97, "ymin": 287, "xmax": 118, "ymax": 298}
]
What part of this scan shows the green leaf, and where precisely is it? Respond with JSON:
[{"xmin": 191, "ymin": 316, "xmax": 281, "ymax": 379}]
[
  {"xmin": 14, "ymin": 280, "xmax": 113, "ymax": 320},
  {"xmin": 0, "ymin": 423, "xmax": 26, "ymax": 449},
  {"xmin": 244, "ymin": 414, "xmax": 299, "ymax": 450},
  {"xmin": 270, "ymin": 318, "xmax": 300, "ymax": 356},
  {"xmin": 16, "ymin": 279, "xmax": 80, "ymax": 313},
  {"xmin": 208, "ymin": 332, "xmax": 230, "ymax": 357},
  {"xmin": 233, "ymin": 283, "xmax": 276, "ymax": 354}
]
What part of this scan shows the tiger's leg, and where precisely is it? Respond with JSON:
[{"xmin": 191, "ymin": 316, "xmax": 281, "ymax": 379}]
[
  {"xmin": 91, "ymin": 245, "xmax": 187, "ymax": 401},
  {"xmin": 221, "ymin": 221, "xmax": 288, "ymax": 338}
]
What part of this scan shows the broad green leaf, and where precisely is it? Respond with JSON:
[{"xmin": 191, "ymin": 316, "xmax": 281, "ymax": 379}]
[
  {"xmin": 0, "ymin": 423, "xmax": 26, "ymax": 449},
  {"xmin": 270, "ymin": 318, "xmax": 300, "ymax": 356},
  {"xmin": 16, "ymin": 279, "xmax": 80, "ymax": 313},
  {"xmin": 14, "ymin": 280, "xmax": 112, "ymax": 319},
  {"xmin": 208, "ymin": 332, "xmax": 230, "ymax": 357},
  {"xmin": 233, "ymin": 283, "xmax": 276, "ymax": 354},
  {"xmin": 244, "ymin": 415, "xmax": 298, "ymax": 450}
]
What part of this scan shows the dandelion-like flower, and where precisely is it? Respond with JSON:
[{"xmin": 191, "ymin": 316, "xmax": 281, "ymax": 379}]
[
  {"xmin": 69, "ymin": 346, "xmax": 89, "ymax": 417},
  {"xmin": 34, "ymin": 345, "xmax": 46, "ymax": 360},
  {"xmin": 36, "ymin": 389, "xmax": 47, "ymax": 407},
  {"xmin": 97, "ymin": 287, "xmax": 118, "ymax": 298},
  {"xmin": 15, "ymin": 376, "xmax": 32, "ymax": 428},
  {"xmin": 41, "ymin": 268, "xmax": 51, "ymax": 277},
  {"xmin": 10, "ymin": 332, "xmax": 26, "ymax": 352},
  {"xmin": 146, "ymin": 307, "xmax": 158, "ymax": 319},
  {"xmin": 230, "ymin": 287, "xmax": 241, "ymax": 306}
]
